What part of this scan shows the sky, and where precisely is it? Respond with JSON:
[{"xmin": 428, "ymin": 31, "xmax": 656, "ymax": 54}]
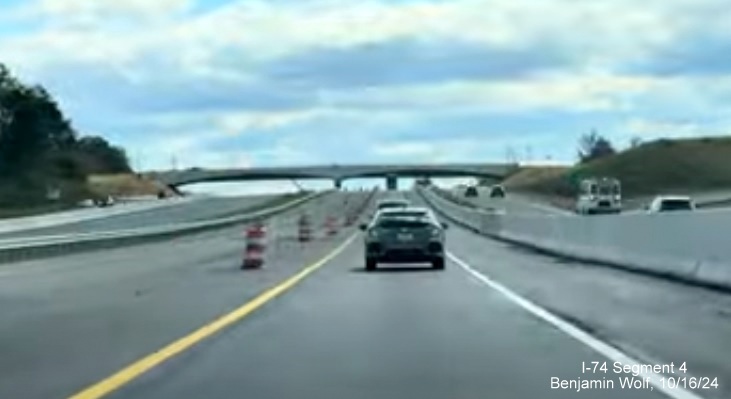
[{"xmin": 1, "ymin": 0, "xmax": 730, "ymax": 193}]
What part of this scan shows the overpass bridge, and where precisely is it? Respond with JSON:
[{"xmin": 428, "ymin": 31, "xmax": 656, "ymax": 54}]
[{"xmin": 146, "ymin": 163, "xmax": 518, "ymax": 191}]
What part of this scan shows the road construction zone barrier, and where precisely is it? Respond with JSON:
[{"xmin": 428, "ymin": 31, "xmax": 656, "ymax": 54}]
[
  {"xmin": 324, "ymin": 216, "xmax": 339, "ymax": 236},
  {"xmin": 242, "ymin": 221, "xmax": 267, "ymax": 269},
  {"xmin": 298, "ymin": 214, "xmax": 313, "ymax": 243}
]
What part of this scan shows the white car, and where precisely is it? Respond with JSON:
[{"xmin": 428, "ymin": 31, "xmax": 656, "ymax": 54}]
[{"xmin": 647, "ymin": 196, "xmax": 696, "ymax": 213}]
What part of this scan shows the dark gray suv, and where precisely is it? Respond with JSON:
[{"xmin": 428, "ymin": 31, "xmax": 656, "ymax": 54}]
[{"xmin": 360, "ymin": 207, "xmax": 448, "ymax": 271}]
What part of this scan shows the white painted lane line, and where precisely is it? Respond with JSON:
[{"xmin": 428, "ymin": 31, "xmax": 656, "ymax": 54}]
[{"xmin": 447, "ymin": 252, "xmax": 707, "ymax": 399}]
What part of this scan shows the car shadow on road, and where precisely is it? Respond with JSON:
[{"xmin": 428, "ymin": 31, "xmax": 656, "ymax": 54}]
[{"xmin": 350, "ymin": 266, "xmax": 440, "ymax": 273}]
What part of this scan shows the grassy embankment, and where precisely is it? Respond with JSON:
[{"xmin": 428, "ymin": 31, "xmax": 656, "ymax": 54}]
[
  {"xmin": 503, "ymin": 137, "xmax": 731, "ymax": 207},
  {"xmin": 0, "ymin": 174, "xmax": 173, "ymax": 219}
]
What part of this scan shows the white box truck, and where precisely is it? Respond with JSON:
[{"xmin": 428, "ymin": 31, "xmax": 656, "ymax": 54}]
[{"xmin": 575, "ymin": 177, "xmax": 622, "ymax": 215}]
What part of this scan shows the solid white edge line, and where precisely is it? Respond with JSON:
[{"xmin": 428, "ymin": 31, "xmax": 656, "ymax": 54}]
[{"xmin": 447, "ymin": 252, "xmax": 707, "ymax": 399}]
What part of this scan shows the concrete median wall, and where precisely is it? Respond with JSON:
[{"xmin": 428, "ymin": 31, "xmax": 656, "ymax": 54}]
[{"xmin": 418, "ymin": 187, "xmax": 731, "ymax": 291}]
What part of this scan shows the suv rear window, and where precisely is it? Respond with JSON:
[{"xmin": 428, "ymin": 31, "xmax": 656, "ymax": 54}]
[
  {"xmin": 377, "ymin": 218, "xmax": 431, "ymax": 229},
  {"xmin": 378, "ymin": 202, "xmax": 408, "ymax": 209},
  {"xmin": 380, "ymin": 211, "xmax": 428, "ymax": 218},
  {"xmin": 660, "ymin": 200, "xmax": 693, "ymax": 211}
]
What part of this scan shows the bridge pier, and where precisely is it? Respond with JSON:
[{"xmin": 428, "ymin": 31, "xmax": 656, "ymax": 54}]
[
  {"xmin": 385, "ymin": 175, "xmax": 398, "ymax": 191},
  {"xmin": 334, "ymin": 179, "xmax": 343, "ymax": 190}
]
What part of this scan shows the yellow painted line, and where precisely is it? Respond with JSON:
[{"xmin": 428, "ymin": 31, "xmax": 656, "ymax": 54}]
[{"xmin": 68, "ymin": 233, "xmax": 358, "ymax": 399}]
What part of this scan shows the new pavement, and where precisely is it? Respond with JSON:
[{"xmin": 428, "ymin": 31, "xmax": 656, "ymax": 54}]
[
  {"xmin": 0, "ymin": 194, "xmax": 289, "ymax": 239},
  {"xmin": 0, "ymin": 191, "xmax": 727, "ymax": 399},
  {"xmin": 449, "ymin": 186, "xmax": 573, "ymax": 216}
]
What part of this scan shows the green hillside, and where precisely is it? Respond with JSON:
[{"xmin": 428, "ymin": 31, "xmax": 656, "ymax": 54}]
[{"xmin": 509, "ymin": 136, "xmax": 731, "ymax": 197}]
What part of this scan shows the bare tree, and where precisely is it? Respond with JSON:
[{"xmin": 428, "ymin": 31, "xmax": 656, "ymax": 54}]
[{"xmin": 578, "ymin": 130, "xmax": 616, "ymax": 163}]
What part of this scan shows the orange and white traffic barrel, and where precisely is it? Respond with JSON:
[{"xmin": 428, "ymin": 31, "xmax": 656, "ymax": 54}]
[
  {"xmin": 242, "ymin": 221, "xmax": 267, "ymax": 269},
  {"xmin": 324, "ymin": 216, "xmax": 338, "ymax": 236},
  {"xmin": 298, "ymin": 215, "xmax": 312, "ymax": 243}
]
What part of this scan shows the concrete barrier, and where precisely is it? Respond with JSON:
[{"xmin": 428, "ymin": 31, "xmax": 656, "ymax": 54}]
[
  {"xmin": 0, "ymin": 191, "xmax": 330, "ymax": 264},
  {"xmin": 418, "ymin": 187, "xmax": 731, "ymax": 291}
]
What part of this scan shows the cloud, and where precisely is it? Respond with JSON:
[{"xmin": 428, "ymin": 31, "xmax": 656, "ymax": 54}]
[
  {"xmin": 623, "ymin": 118, "xmax": 731, "ymax": 140},
  {"xmin": 264, "ymin": 38, "xmax": 573, "ymax": 89},
  {"xmin": 626, "ymin": 119, "xmax": 706, "ymax": 138},
  {"xmin": 326, "ymin": 74, "xmax": 658, "ymax": 113},
  {"xmin": 629, "ymin": 33, "xmax": 731, "ymax": 77},
  {"xmin": 24, "ymin": 60, "xmax": 313, "ymax": 119},
  {"xmin": 372, "ymin": 142, "xmax": 436, "ymax": 157},
  {"xmin": 2, "ymin": 0, "xmax": 731, "ymax": 175},
  {"xmin": 0, "ymin": 0, "xmax": 702, "ymax": 73},
  {"xmin": 10, "ymin": 0, "xmax": 192, "ymax": 29}
]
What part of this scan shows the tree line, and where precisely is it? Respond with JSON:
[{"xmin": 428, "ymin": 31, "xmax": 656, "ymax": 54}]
[
  {"xmin": 0, "ymin": 64, "xmax": 131, "ymax": 206},
  {"xmin": 578, "ymin": 130, "xmax": 644, "ymax": 164}
]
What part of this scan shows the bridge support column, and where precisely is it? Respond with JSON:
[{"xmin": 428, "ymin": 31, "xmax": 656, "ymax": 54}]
[
  {"xmin": 386, "ymin": 175, "xmax": 398, "ymax": 191},
  {"xmin": 334, "ymin": 179, "xmax": 343, "ymax": 190}
]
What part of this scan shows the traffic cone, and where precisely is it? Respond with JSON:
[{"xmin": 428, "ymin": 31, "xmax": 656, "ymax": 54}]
[{"xmin": 242, "ymin": 222, "xmax": 267, "ymax": 269}]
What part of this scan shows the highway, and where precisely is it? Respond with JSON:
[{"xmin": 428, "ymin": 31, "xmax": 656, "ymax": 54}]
[
  {"xmin": 446, "ymin": 186, "xmax": 572, "ymax": 215},
  {"xmin": 449, "ymin": 186, "xmax": 731, "ymax": 217},
  {"xmin": 0, "ymin": 194, "xmax": 290, "ymax": 239},
  {"xmin": 0, "ymin": 198, "xmax": 197, "ymax": 235},
  {"xmin": 0, "ymin": 191, "xmax": 728, "ymax": 399}
]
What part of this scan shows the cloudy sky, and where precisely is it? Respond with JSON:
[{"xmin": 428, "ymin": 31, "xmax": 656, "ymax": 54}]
[{"xmin": 1, "ymin": 0, "xmax": 730, "ymax": 177}]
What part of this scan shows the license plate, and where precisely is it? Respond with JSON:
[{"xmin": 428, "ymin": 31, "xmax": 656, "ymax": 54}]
[{"xmin": 397, "ymin": 233, "xmax": 414, "ymax": 241}]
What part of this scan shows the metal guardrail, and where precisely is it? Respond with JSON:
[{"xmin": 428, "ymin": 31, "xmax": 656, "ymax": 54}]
[{"xmin": 0, "ymin": 191, "xmax": 330, "ymax": 264}]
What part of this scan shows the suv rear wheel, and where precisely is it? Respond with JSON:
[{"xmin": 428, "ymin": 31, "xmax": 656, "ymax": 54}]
[
  {"xmin": 432, "ymin": 257, "xmax": 445, "ymax": 270},
  {"xmin": 366, "ymin": 258, "xmax": 377, "ymax": 272}
]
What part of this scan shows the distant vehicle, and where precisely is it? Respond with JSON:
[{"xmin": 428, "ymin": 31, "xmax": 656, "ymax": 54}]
[
  {"xmin": 94, "ymin": 195, "xmax": 116, "ymax": 208},
  {"xmin": 489, "ymin": 185, "xmax": 506, "ymax": 198},
  {"xmin": 79, "ymin": 199, "xmax": 95, "ymax": 208},
  {"xmin": 415, "ymin": 177, "xmax": 432, "ymax": 187},
  {"xmin": 376, "ymin": 199, "xmax": 410, "ymax": 212},
  {"xmin": 360, "ymin": 207, "xmax": 448, "ymax": 271},
  {"xmin": 575, "ymin": 177, "xmax": 622, "ymax": 215},
  {"xmin": 464, "ymin": 186, "xmax": 479, "ymax": 198},
  {"xmin": 647, "ymin": 196, "xmax": 696, "ymax": 213}
]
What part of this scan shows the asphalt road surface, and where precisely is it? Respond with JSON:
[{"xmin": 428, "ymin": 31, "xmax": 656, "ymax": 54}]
[
  {"xmin": 0, "ymin": 197, "xmax": 197, "ymax": 235},
  {"xmin": 452, "ymin": 186, "xmax": 731, "ymax": 215},
  {"xmin": 0, "ymin": 191, "xmax": 728, "ymax": 399},
  {"xmin": 0, "ymin": 194, "xmax": 289, "ymax": 239},
  {"xmin": 449, "ymin": 186, "xmax": 572, "ymax": 216}
]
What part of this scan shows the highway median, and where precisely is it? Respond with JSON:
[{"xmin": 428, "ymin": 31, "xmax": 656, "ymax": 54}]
[
  {"xmin": 418, "ymin": 187, "xmax": 731, "ymax": 292},
  {"xmin": 0, "ymin": 191, "xmax": 330, "ymax": 264}
]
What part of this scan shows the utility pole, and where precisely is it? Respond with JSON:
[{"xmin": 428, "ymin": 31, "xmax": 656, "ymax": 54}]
[
  {"xmin": 524, "ymin": 145, "xmax": 533, "ymax": 163},
  {"xmin": 505, "ymin": 145, "xmax": 519, "ymax": 164}
]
